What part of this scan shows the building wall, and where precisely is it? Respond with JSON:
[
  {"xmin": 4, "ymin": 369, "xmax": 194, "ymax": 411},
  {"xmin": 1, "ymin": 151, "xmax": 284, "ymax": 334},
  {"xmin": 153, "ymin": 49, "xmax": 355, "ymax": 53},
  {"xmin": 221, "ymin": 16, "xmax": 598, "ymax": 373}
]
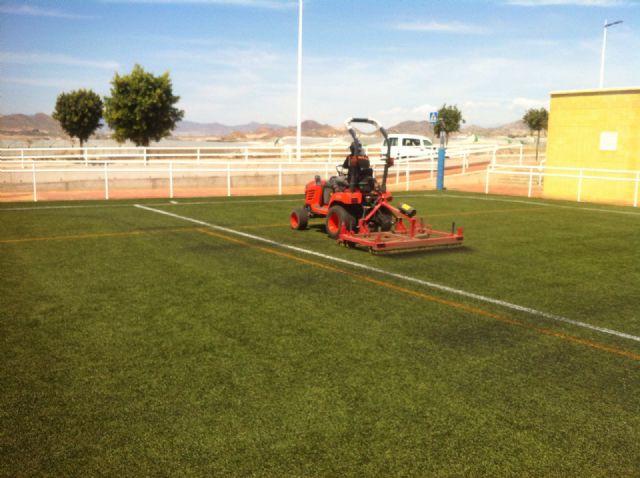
[{"xmin": 544, "ymin": 87, "xmax": 640, "ymax": 206}]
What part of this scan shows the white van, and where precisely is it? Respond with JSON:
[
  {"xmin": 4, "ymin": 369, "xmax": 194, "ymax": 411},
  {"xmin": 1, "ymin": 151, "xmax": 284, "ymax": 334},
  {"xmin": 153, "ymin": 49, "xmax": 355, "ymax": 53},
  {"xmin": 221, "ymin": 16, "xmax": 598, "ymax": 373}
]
[{"xmin": 382, "ymin": 134, "xmax": 435, "ymax": 159}]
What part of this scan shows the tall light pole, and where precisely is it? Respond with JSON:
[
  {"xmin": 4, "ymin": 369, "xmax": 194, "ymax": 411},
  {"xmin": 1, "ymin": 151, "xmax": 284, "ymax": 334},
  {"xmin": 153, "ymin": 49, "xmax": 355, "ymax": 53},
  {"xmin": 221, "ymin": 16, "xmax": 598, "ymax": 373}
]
[
  {"xmin": 296, "ymin": 0, "xmax": 303, "ymax": 161},
  {"xmin": 599, "ymin": 19, "xmax": 623, "ymax": 88}
]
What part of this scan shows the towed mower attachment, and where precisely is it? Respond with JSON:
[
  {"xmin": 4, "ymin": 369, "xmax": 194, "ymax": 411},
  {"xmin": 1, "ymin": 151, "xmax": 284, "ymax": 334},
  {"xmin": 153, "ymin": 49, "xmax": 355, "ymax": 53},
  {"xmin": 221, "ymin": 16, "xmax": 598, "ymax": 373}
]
[{"xmin": 337, "ymin": 201, "xmax": 464, "ymax": 253}]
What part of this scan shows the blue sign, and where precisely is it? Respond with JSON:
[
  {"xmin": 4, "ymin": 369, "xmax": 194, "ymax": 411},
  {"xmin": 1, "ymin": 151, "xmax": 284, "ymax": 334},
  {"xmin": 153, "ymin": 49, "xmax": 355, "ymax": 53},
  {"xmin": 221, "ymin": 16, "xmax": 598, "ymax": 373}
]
[{"xmin": 428, "ymin": 111, "xmax": 439, "ymax": 124}]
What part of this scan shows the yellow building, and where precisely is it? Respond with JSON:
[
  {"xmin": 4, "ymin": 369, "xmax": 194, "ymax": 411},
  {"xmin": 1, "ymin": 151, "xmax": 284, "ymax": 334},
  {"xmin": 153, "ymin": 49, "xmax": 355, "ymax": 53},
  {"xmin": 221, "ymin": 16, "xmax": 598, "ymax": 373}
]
[{"xmin": 544, "ymin": 87, "xmax": 640, "ymax": 206}]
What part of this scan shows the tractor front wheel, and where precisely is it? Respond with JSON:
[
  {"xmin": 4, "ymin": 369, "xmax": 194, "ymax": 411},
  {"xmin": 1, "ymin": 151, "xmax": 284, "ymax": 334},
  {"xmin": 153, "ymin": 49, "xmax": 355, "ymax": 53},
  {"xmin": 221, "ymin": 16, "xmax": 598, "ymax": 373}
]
[
  {"xmin": 326, "ymin": 205, "xmax": 355, "ymax": 239},
  {"xmin": 290, "ymin": 207, "xmax": 309, "ymax": 230}
]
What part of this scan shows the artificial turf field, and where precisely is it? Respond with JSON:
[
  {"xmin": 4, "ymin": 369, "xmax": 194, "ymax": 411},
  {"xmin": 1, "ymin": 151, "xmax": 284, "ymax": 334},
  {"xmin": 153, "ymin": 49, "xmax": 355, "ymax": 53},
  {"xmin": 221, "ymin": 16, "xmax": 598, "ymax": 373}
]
[{"xmin": 1, "ymin": 191, "xmax": 639, "ymax": 477}]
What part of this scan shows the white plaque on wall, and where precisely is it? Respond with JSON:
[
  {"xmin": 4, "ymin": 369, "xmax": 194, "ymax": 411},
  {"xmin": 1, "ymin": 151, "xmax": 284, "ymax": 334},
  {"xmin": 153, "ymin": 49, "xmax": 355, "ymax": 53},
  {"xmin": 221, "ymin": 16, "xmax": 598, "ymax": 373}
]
[{"xmin": 600, "ymin": 132, "xmax": 618, "ymax": 151}]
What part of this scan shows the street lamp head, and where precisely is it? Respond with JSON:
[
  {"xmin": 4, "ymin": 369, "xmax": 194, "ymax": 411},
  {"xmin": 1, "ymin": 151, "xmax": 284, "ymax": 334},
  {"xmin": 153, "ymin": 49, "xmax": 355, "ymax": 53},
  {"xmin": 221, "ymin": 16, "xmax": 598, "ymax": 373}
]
[{"xmin": 605, "ymin": 20, "xmax": 623, "ymax": 28}]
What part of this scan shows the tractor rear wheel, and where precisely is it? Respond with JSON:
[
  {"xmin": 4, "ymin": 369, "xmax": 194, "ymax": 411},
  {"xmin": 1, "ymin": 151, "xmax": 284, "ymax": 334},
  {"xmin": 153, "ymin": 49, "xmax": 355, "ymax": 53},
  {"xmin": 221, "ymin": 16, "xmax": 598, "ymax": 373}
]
[
  {"xmin": 290, "ymin": 207, "xmax": 309, "ymax": 230},
  {"xmin": 326, "ymin": 205, "xmax": 355, "ymax": 239}
]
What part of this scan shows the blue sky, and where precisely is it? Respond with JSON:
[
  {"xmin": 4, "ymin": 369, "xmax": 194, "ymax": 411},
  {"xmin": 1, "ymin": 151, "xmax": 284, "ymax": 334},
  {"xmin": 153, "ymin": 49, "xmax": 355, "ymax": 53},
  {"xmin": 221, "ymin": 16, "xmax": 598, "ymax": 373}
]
[{"xmin": 1, "ymin": 0, "xmax": 638, "ymax": 126}]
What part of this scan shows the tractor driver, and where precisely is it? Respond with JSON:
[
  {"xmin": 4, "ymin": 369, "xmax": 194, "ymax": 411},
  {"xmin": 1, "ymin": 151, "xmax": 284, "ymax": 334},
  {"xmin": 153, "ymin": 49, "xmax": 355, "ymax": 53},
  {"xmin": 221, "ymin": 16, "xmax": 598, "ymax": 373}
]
[{"xmin": 343, "ymin": 141, "xmax": 368, "ymax": 190}]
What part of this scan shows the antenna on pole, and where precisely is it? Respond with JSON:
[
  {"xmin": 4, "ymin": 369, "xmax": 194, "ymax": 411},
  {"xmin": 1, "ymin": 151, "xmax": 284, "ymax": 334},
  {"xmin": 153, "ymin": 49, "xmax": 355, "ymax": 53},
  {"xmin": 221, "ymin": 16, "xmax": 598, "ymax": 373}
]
[{"xmin": 296, "ymin": 0, "xmax": 303, "ymax": 161}]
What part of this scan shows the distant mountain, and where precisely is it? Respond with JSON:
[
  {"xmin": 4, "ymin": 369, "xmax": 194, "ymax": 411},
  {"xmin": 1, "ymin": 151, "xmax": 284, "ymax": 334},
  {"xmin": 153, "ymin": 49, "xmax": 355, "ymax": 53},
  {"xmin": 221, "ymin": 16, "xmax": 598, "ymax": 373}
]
[
  {"xmin": 1, "ymin": 113, "xmax": 533, "ymax": 140},
  {"xmin": 462, "ymin": 120, "xmax": 529, "ymax": 137},
  {"xmin": 0, "ymin": 113, "xmax": 63, "ymax": 135},
  {"xmin": 174, "ymin": 120, "xmax": 285, "ymax": 136},
  {"xmin": 213, "ymin": 120, "xmax": 343, "ymax": 140},
  {"xmin": 388, "ymin": 120, "xmax": 434, "ymax": 136}
]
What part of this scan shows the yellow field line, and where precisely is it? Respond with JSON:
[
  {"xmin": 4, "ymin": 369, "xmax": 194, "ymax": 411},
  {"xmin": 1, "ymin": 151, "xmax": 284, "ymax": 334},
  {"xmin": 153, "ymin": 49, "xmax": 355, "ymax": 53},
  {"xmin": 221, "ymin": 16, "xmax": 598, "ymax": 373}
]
[
  {"xmin": 195, "ymin": 227, "xmax": 640, "ymax": 362},
  {"xmin": 236, "ymin": 223, "xmax": 289, "ymax": 229},
  {"xmin": 0, "ymin": 227, "xmax": 198, "ymax": 244},
  {"xmin": 429, "ymin": 207, "xmax": 542, "ymax": 218},
  {"xmin": 232, "ymin": 206, "xmax": 543, "ymax": 230}
]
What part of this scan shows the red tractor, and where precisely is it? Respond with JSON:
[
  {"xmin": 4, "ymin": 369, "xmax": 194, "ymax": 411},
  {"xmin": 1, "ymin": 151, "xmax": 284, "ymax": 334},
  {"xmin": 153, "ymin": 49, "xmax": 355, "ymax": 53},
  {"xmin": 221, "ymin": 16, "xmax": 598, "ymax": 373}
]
[{"xmin": 290, "ymin": 118, "xmax": 464, "ymax": 253}]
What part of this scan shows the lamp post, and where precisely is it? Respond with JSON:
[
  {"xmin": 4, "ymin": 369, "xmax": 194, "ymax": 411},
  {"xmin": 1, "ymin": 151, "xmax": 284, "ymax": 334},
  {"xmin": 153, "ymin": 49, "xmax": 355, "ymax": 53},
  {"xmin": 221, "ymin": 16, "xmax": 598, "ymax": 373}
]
[
  {"xmin": 599, "ymin": 19, "xmax": 623, "ymax": 88},
  {"xmin": 296, "ymin": 0, "xmax": 303, "ymax": 161}
]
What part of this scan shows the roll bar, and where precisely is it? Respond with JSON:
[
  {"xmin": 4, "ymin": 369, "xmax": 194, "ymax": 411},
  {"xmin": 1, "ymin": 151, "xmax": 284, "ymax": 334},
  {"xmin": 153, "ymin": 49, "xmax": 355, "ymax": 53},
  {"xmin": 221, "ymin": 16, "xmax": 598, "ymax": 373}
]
[
  {"xmin": 344, "ymin": 117, "xmax": 389, "ymax": 142},
  {"xmin": 343, "ymin": 117, "xmax": 393, "ymax": 193}
]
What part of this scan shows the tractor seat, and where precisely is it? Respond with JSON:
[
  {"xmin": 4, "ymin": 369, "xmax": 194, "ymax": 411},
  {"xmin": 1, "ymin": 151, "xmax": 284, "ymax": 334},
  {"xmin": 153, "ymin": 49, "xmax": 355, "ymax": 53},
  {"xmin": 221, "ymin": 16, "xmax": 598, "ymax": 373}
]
[
  {"xmin": 358, "ymin": 167, "xmax": 376, "ymax": 193},
  {"xmin": 345, "ymin": 155, "xmax": 376, "ymax": 192}
]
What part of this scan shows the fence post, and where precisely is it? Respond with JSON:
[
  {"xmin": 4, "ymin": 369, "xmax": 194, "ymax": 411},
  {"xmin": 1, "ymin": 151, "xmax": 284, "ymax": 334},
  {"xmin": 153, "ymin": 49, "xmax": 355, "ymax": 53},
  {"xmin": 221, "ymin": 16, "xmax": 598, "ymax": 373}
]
[
  {"xmin": 169, "ymin": 161, "xmax": 174, "ymax": 199},
  {"xmin": 328, "ymin": 147, "xmax": 332, "ymax": 162},
  {"xmin": 278, "ymin": 163, "xmax": 283, "ymax": 195},
  {"xmin": 21, "ymin": 149, "xmax": 25, "ymax": 169},
  {"xmin": 104, "ymin": 162, "xmax": 109, "ymax": 200},
  {"xmin": 396, "ymin": 162, "xmax": 401, "ymax": 184},
  {"xmin": 577, "ymin": 169, "xmax": 583, "ymax": 202},
  {"xmin": 492, "ymin": 147, "xmax": 497, "ymax": 165},
  {"xmin": 406, "ymin": 160, "xmax": 410, "ymax": 192},
  {"xmin": 197, "ymin": 148, "xmax": 201, "ymax": 163},
  {"xmin": 227, "ymin": 162, "xmax": 231, "ymax": 197},
  {"xmin": 528, "ymin": 167, "xmax": 534, "ymax": 198},
  {"xmin": 84, "ymin": 147, "xmax": 88, "ymax": 166},
  {"xmin": 538, "ymin": 165, "xmax": 544, "ymax": 186},
  {"xmin": 31, "ymin": 162, "xmax": 37, "ymax": 202},
  {"xmin": 462, "ymin": 152, "xmax": 467, "ymax": 174},
  {"xmin": 485, "ymin": 168, "xmax": 490, "ymax": 194},
  {"xmin": 244, "ymin": 148, "xmax": 249, "ymax": 161},
  {"xmin": 634, "ymin": 171, "xmax": 639, "ymax": 208},
  {"xmin": 143, "ymin": 148, "xmax": 148, "ymax": 166},
  {"xmin": 519, "ymin": 144, "xmax": 524, "ymax": 165}
]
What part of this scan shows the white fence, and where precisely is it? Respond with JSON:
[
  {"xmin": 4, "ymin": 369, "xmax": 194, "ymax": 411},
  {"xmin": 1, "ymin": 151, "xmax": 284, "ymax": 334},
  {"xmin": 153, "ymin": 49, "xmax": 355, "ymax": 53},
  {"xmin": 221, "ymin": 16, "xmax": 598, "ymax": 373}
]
[
  {"xmin": 0, "ymin": 143, "xmax": 528, "ymax": 165},
  {"xmin": 485, "ymin": 163, "xmax": 640, "ymax": 207},
  {"xmin": 0, "ymin": 144, "xmax": 536, "ymax": 202},
  {"xmin": 1, "ymin": 158, "xmax": 442, "ymax": 201}
]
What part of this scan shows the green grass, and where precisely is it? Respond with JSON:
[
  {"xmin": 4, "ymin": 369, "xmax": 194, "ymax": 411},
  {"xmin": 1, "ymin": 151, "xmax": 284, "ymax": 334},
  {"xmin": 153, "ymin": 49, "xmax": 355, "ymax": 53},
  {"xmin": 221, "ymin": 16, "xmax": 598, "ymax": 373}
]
[{"xmin": 1, "ymin": 192, "xmax": 639, "ymax": 477}]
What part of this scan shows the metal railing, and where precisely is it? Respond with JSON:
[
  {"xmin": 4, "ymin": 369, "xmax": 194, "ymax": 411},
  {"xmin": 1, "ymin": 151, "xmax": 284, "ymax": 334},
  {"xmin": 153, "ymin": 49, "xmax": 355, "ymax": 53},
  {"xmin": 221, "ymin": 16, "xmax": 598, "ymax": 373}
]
[
  {"xmin": 0, "ymin": 143, "xmax": 527, "ymax": 166},
  {"xmin": 0, "ymin": 144, "xmax": 537, "ymax": 203},
  {"xmin": 484, "ymin": 163, "xmax": 640, "ymax": 207},
  {"xmin": 1, "ymin": 156, "xmax": 449, "ymax": 201}
]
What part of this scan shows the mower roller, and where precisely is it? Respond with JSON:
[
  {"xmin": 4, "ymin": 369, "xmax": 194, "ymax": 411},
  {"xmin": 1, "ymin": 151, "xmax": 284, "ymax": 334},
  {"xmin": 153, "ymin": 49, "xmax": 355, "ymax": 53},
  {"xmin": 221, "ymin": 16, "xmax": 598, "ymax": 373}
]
[{"xmin": 290, "ymin": 117, "xmax": 464, "ymax": 253}]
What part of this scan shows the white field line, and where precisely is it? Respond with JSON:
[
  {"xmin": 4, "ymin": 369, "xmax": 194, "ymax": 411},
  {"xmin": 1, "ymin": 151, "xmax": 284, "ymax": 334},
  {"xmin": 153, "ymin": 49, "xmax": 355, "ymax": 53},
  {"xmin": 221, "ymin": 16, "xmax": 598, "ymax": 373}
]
[
  {"xmin": 134, "ymin": 203, "xmax": 640, "ymax": 344},
  {"xmin": 0, "ymin": 203, "xmax": 133, "ymax": 212},
  {"xmin": 0, "ymin": 198, "xmax": 301, "ymax": 212},
  {"xmin": 415, "ymin": 193, "xmax": 640, "ymax": 217}
]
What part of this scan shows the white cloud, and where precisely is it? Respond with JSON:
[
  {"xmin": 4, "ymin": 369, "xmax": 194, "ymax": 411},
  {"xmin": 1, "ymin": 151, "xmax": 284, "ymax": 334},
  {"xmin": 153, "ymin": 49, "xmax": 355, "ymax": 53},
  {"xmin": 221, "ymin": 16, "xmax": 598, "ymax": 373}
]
[
  {"xmin": 103, "ymin": 0, "xmax": 295, "ymax": 9},
  {"xmin": 505, "ymin": 0, "xmax": 634, "ymax": 7},
  {"xmin": 0, "ymin": 5, "xmax": 95, "ymax": 19},
  {"xmin": 510, "ymin": 97, "xmax": 550, "ymax": 111},
  {"xmin": 160, "ymin": 48, "xmax": 280, "ymax": 68},
  {"xmin": 0, "ymin": 52, "xmax": 120, "ymax": 70},
  {"xmin": 394, "ymin": 21, "xmax": 488, "ymax": 34},
  {"xmin": 0, "ymin": 76, "xmax": 83, "ymax": 88},
  {"xmin": 374, "ymin": 104, "xmax": 441, "ymax": 125}
]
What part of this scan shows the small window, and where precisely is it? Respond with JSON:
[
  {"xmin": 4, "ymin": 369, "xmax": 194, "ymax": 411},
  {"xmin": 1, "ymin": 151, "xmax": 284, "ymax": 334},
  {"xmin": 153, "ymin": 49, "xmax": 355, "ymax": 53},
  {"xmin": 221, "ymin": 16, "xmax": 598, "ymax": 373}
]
[
  {"xmin": 422, "ymin": 139, "xmax": 433, "ymax": 146},
  {"xmin": 386, "ymin": 138, "xmax": 398, "ymax": 147},
  {"xmin": 599, "ymin": 132, "xmax": 618, "ymax": 151},
  {"xmin": 403, "ymin": 138, "xmax": 420, "ymax": 146}
]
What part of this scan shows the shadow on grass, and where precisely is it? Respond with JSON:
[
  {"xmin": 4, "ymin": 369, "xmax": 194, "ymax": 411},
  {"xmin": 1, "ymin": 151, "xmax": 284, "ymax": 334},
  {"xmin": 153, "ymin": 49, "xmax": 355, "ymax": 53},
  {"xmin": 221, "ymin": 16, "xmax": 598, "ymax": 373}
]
[
  {"xmin": 305, "ymin": 223, "xmax": 473, "ymax": 258},
  {"xmin": 369, "ymin": 245, "xmax": 472, "ymax": 259}
]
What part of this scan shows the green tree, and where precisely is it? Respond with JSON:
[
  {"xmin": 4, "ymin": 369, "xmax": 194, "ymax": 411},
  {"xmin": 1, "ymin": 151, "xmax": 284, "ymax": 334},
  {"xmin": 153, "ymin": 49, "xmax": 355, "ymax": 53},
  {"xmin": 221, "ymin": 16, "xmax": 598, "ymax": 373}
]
[
  {"xmin": 52, "ymin": 89, "xmax": 103, "ymax": 147},
  {"xmin": 522, "ymin": 107, "xmax": 549, "ymax": 163},
  {"xmin": 433, "ymin": 104, "xmax": 465, "ymax": 145},
  {"xmin": 103, "ymin": 64, "xmax": 184, "ymax": 146}
]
